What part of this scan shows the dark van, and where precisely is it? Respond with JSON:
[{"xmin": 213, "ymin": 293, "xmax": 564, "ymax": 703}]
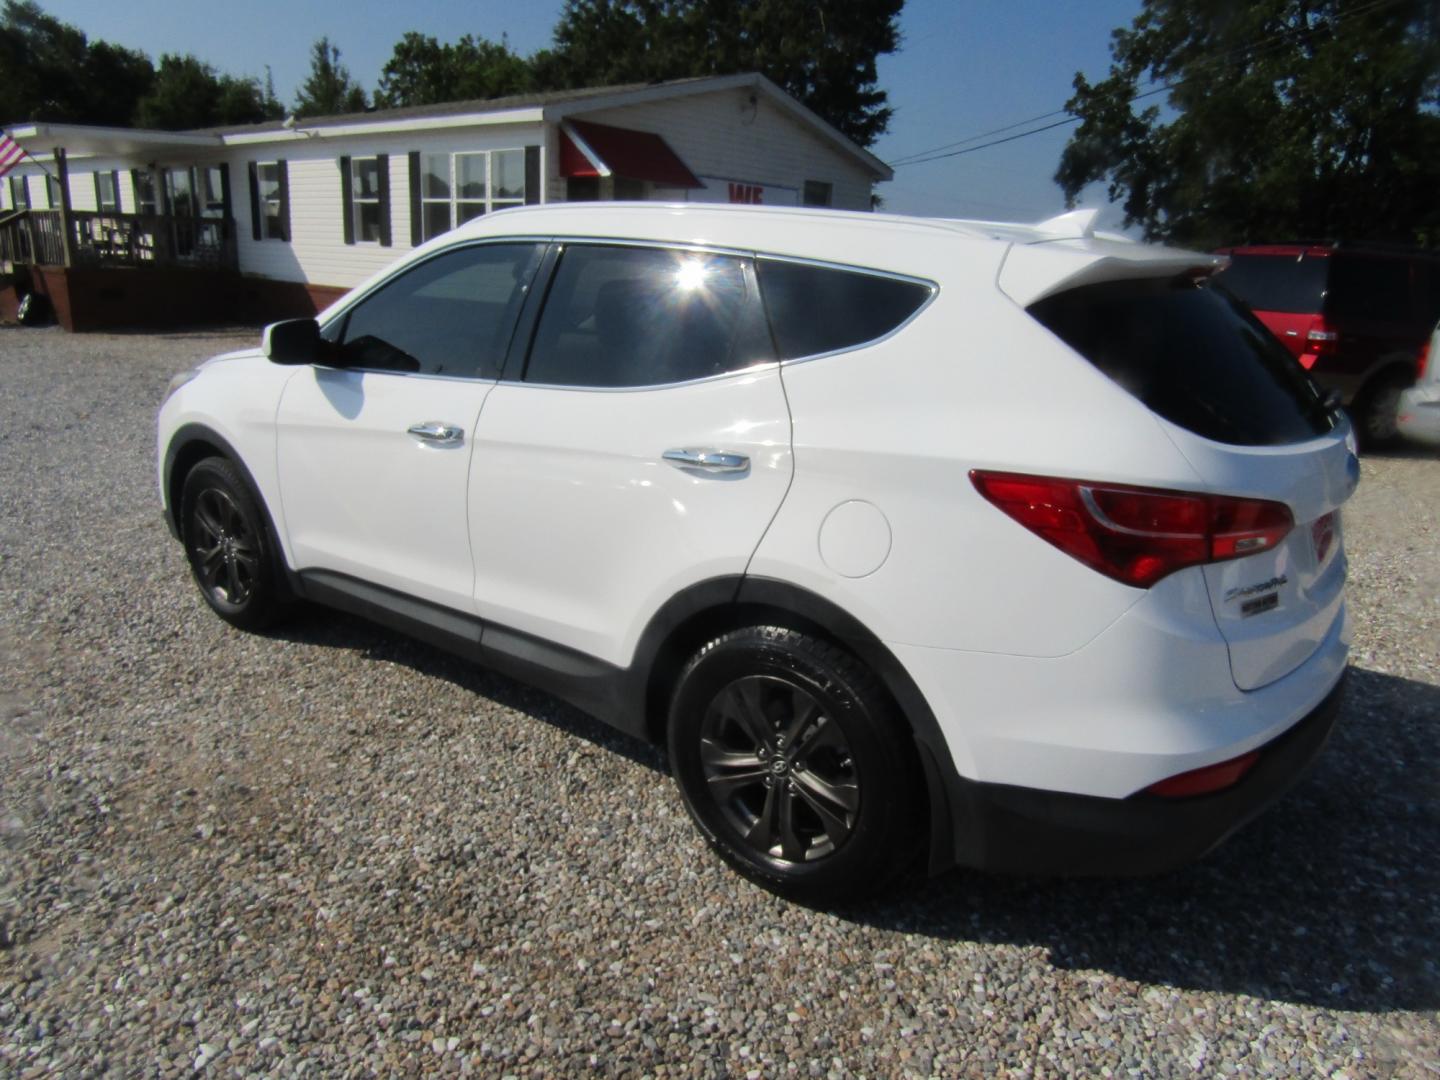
[{"xmin": 1213, "ymin": 244, "xmax": 1440, "ymax": 444}]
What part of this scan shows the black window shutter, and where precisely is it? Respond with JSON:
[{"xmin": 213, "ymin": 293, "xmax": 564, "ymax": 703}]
[
  {"xmin": 524, "ymin": 146, "xmax": 540, "ymax": 205},
  {"xmin": 339, "ymin": 156, "xmax": 354, "ymax": 245},
  {"xmin": 247, "ymin": 162, "xmax": 262, "ymax": 240},
  {"xmin": 376, "ymin": 153, "xmax": 391, "ymax": 247},
  {"xmin": 92, "ymin": 171, "xmax": 103, "ymax": 212},
  {"xmin": 218, "ymin": 163, "xmax": 233, "ymax": 221},
  {"xmin": 276, "ymin": 160, "xmax": 290, "ymax": 242},
  {"xmin": 408, "ymin": 151, "xmax": 422, "ymax": 246}
]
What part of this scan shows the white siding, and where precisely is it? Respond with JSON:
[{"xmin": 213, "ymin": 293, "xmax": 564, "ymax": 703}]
[
  {"xmin": 232, "ymin": 122, "xmax": 544, "ymax": 288},
  {"xmin": 574, "ymin": 89, "xmax": 877, "ymax": 211}
]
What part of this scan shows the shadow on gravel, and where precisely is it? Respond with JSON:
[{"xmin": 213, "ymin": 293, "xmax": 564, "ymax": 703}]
[
  {"xmin": 267, "ymin": 607, "xmax": 666, "ymax": 774},
  {"xmin": 849, "ymin": 666, "xmax": 1440, "ymax": 1014},
  {"xmin": 262, "ymin": 607, "xmax": 1437, "ymax": 1013}
]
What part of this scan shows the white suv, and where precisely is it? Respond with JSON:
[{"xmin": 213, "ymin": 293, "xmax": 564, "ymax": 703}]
[{"xmin": 158, "ymin": 204, "xmax": 1355, "ymax": 900}]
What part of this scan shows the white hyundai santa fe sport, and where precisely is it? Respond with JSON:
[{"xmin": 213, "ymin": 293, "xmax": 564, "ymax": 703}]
[{"xmin": 158, "ymin": 203, "xmax": 1355, "ymax": 901}]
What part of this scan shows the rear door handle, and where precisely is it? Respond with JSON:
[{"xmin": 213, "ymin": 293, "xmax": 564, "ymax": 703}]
[
  {"xmin": 662, "ymin": 448, "xmax": 750, "ymax": 473},
  {"xmin": 407, "ymin": 421, "xmax": 464, "ymax": 446}
]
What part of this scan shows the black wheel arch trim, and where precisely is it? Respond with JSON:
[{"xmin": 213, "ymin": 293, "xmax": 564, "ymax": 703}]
[
  {"xmin": 164, "ymin": 424, "xmax": 260, "ymax": 539},
  {"xmin": 630, "ymin": 574, "xmax": 964, "ymax": 874}
]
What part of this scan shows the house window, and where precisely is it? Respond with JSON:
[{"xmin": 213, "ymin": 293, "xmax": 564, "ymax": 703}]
[
  {"xmin": 200, "ymin": 166, "xmax": 226, "ymax": 218},
  {"xmin": 802, "ymin": 180, "xmax": 833, "ymax": 208},
  {"xmin": 352, "ymin": 157, "xmax": 383, "ymax": 242},
  {"xmin": 8, "ymin": 176, "xmax": 27, "ymax": 210},
  {"xmin": 45, "ymin": 173, "xmax": 62, "ymax": 209},
  {"xmin": 256, "ymin": 162, "xmax": 286, "ymax": 239},
  {"xmin": 95, "ymin": 171, "xmax": 120, "ymax": 213},
  {"xmin": 165, "ymin": 168, "xmax": 196, "ymax": 216},
  {"xmin": 416, "ymin": 149, "xmax": 530, "ymax": 242},
  {"xmin": 133, "ymin": 171, "xmax": 157, "ymax": 215}
]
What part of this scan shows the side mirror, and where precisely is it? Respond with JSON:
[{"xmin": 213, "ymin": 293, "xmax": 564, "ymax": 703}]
[{"xmin": 263, "ymin": 318, "xmax": 326, "ymax": 366}]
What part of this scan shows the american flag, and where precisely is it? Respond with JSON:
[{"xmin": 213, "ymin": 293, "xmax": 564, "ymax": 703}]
[{"xmin": 0, "ymin": 130, "xmax": 28, "ymax": 179}]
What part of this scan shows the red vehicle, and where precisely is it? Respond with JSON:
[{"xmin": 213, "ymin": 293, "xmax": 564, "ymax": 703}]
[{"xmin": 1213, "ymin": 243, "xmax": 1440, "ymax": 444}]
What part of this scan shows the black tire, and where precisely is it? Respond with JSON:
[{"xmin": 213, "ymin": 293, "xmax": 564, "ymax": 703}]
[
  {"xmin": 179, "ymin": 458, "xmax": 289, "ymax": 632},
  {"xmin": 1352, "ymin": 371, "xmax": 1410, "ymax": 449},
  {"xmin": 667, "ymin": 626, "xmax": 921, "ymax": 902}
]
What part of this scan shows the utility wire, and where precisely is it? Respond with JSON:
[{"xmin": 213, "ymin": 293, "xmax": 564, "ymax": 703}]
[{"xmin": 887, "ymin": 0, "xmax": 1408, "ymax": 168}]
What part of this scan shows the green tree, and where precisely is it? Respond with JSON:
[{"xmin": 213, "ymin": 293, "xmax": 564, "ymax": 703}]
[
  {"xmin": 1056, "ymin": 0, "xmax": 1440, "ymax": 248},
  {"xmin": 375, "ymin": 31, "xmax": 533, "ymax": 108},
  {"xmin": 295, "ymin": 37, "xmax": 368, "ymax": 117},
  {"xmin": 539, "ymin": 0, "xmax": 903, "ymax": 146},
  {"xmin": 134, "ymin": 54, "xmax": 279, "ymax": 130},
  {"xmin": 0, "ymin": 0, "xmax": 152, "ymax": 126}
]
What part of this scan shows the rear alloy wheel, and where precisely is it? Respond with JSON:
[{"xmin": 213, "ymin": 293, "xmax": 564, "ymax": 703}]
[
  {"xmin": 667, "ymin": 626, "xmax": 919, "ymax": 902},
  {"xmin": 180, "ymin": 458, "xmax": 287, "ymax": 631}
]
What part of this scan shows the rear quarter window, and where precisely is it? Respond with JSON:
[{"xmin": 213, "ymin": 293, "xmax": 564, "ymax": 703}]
[
  {"xmin": 757, "ymin": 258, "xmax": 933, "ymax": 359},
  {"xmin": 1029, "ymin": 275, "xmax": 1335, "ymax": 447}
]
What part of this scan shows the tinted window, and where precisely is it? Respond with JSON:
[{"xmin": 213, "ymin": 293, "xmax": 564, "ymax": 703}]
[
  {"xmin": 1029, "ymin": 276, "xmax": 1334, "ymax": 446},
  {"xmin": 1326, "ymin": 255, "xmax": 1414, "ymax": 325},
  {"xmin": 757, "ymin": 259, "xmax": 931, "ymax": 359},
  {"xmin": 1214, "ymin": 254, "xmax": 1329, "ymax": 314},
  {"xmin": 525, "ymin": 245, "xmax": 772, "ymax": 387},
  {"xmin": 336, "ymin": 243, "xmax": 542, "ymax": 378}
]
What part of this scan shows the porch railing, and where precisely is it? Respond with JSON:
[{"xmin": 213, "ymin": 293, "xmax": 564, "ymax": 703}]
[{"xmin": 0, "ymin": 209, "xmax": 238, "ymax": 270}]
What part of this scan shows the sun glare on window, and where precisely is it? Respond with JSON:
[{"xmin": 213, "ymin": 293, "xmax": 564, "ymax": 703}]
[{"xmin": 673, "ymin": 261, "xmax": 710, "ymax": 292}]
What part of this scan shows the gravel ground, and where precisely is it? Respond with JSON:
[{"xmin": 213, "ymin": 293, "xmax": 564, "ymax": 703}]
[{"xmin": 1, "ymin": 325, "xmax": 1437, "ymax": 1078}]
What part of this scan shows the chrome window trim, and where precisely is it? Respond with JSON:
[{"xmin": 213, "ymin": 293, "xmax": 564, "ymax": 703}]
[{"xmin": 513, "ymin": 359, "xmax": 782, "ymax": 394}]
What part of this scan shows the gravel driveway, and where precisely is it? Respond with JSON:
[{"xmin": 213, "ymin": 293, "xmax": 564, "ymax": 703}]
[{"xmin": 1, "ymin": 327, "xmax": 1436, "ymax": 1077}]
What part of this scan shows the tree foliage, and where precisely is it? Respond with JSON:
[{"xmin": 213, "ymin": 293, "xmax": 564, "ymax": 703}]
[
  {"xmin": 1057, "ymin": 0, "xmax": 1440, "ymax": 248},
  {"xmin": 294, "ymin": 37, "xmax": 367, "ymax": 118},
  {"xmin": 375, "ymin": 32, "xmax": 533, "ymax": 108},
  {"xmin": 0, "ymin": 0, "xmax": 280, "ymax": 129},
  {"xmin": 538, "ymin": 0, "xmax": 903, "ymax": 146},
  {"xmin": 135, "ymin": 54, "xmax": 281, "ymax": 130}
]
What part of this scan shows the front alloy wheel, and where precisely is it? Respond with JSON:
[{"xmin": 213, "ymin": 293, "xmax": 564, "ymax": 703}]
[{"xmin": 180, "ymin": 457, "xmax": 287, "ymax": 631}]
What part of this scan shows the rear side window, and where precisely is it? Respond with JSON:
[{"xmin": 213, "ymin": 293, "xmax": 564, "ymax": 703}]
[
  {"xmin": 757, "ymin": 258, "xmax": 932, "ymax": 359},
  {"xmin": 525, "ymin": 245, "xmax": 773, "ymax": 388},
  {"xmin": 1029, "ymin": 276, "xmax": 1334, "ymax": 446},
  {"xmin": 1326, "ymin": 255, "xmax": 1415, "ymax": 325},
  {"xmin": 1214, "ymin": 255, "xmax": 1328, "ymax": 314}
]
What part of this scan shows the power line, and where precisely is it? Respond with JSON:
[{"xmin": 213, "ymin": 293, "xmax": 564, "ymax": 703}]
[{"xmin": 887, "ymin": 0, "xmax": 1409, "ymax": 168}]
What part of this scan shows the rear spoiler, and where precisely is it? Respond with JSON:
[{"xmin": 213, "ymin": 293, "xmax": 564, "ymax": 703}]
[{"xmin": 998, "ymin": 239, "xmax": 1226, "ymax": 308}]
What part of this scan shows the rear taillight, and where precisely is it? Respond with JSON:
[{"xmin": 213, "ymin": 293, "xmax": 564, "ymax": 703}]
[
  {"xmin": 1305, "ymin": 316, "xmax": 1339, "ymax": 355},
  {"xmin": 1418, "ymin": 338, "xmax": 1431, "ymax": 381},
  {"xmin": 970, "ymin": 472, "xmax": 1294, "ymax": 588}
]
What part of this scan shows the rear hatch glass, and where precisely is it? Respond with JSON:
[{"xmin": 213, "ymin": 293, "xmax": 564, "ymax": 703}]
[
  {"xmin": 1213, "ymin": 254, "xmax": 1329, "ymax": 314},
  {"xmin": 1028, "ymin": 275, "xmax": 1335, "ymax": 446}
]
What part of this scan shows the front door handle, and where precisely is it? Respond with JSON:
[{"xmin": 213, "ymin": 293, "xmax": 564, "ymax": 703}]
[
  {"xmin": 662, "ymin": 448, "xmax": 750, "ymax": 473},
  {"xmin": 407, "ymin": 421, "xmax": 464, "ymax": 446}
]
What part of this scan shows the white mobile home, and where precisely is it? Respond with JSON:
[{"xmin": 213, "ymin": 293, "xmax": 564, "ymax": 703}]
[{"xmin": 0, "ymin": 73, "xmax": 891, "ymax": 329}]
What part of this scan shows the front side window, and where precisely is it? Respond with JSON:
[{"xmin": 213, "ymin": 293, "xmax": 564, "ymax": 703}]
[
  {"xmin": 525, "ymin": 244, "xmax": 772, "ymax": 388},
  {"xmin": 757, "ymin": 258, "xmax": 933, "ymax": 360},
  {"xmin": 352, "ymin": 157, "xmax": 382, "ymax": 242},
  {"xmin": 333, "ymin": 242, "xmax": 543, "ymax": 379}
]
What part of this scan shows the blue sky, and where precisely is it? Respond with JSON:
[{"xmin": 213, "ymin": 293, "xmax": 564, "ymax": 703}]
[{"xmin": 39, "ymin": 0, "xmax": 1143, "ymax": 225}]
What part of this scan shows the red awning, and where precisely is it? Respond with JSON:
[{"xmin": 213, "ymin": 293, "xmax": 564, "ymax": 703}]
[{"xmin": 559, "ymin": 119, "xmax": 702, "ymax": 189}]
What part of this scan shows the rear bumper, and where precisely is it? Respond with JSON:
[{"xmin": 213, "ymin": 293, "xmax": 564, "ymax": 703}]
[{"xmin": 946, "ymin": 670, "xmax": 1346, "ymax": 875}]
